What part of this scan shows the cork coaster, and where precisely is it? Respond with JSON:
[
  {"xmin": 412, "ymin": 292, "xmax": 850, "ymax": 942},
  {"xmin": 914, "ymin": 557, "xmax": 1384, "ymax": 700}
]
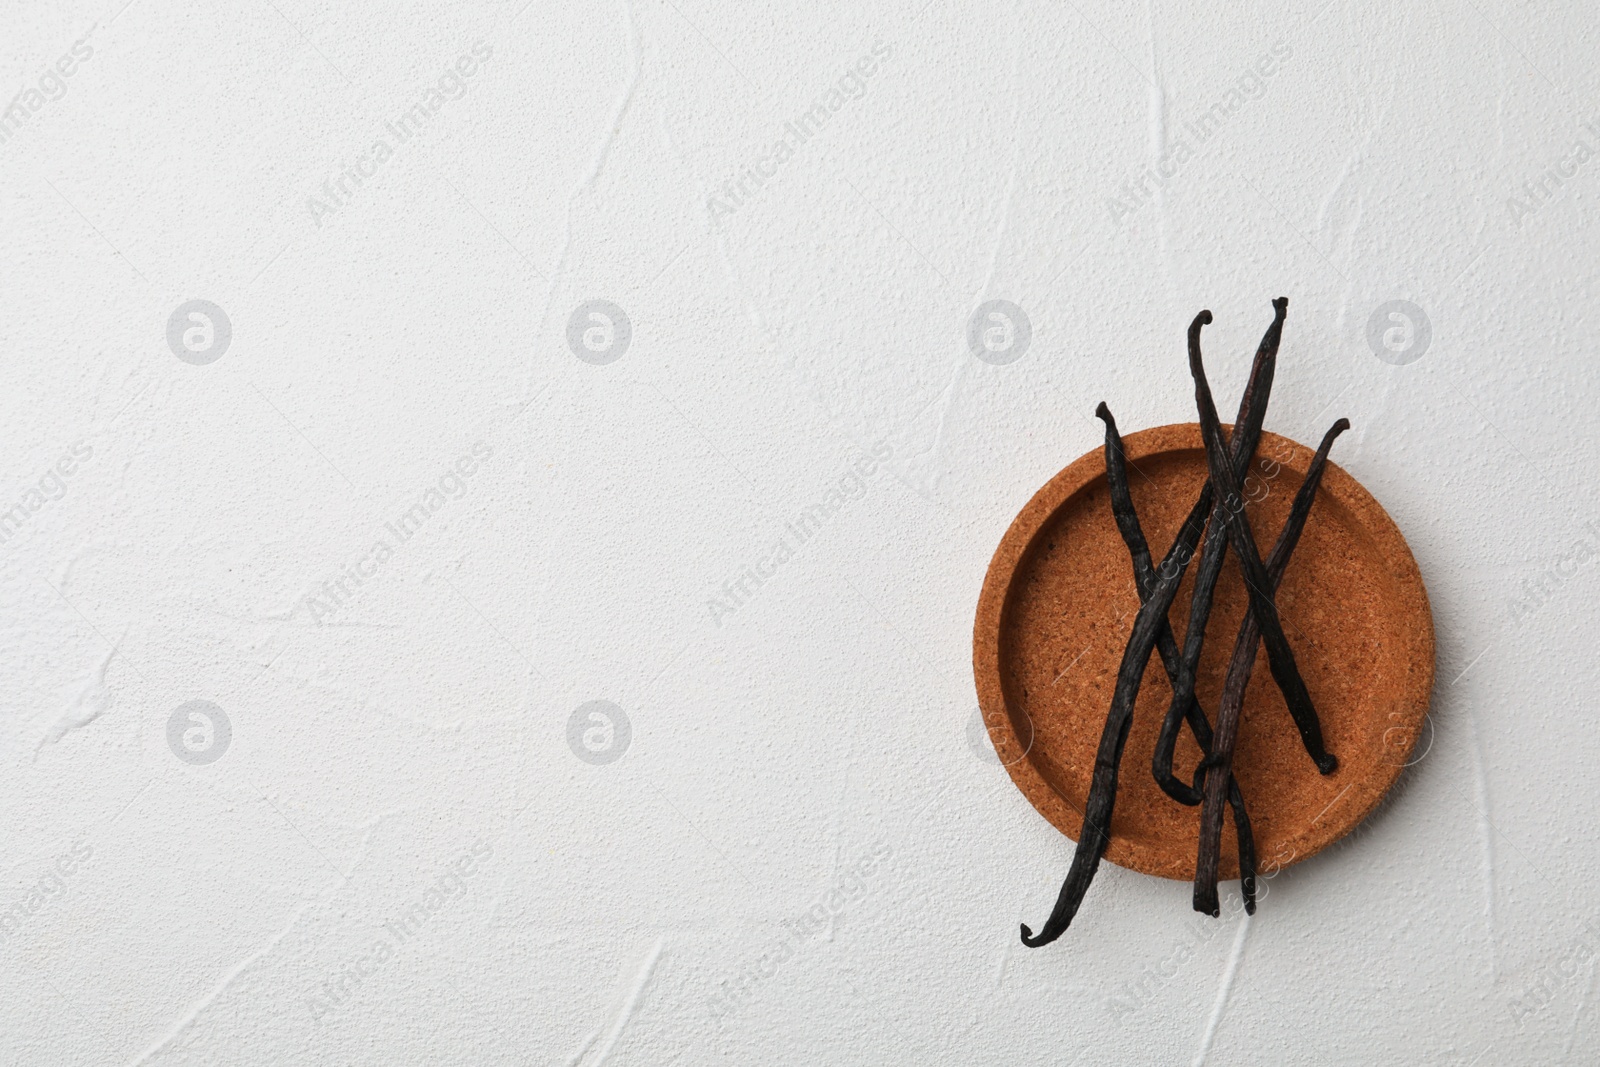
[{"xmin": 973, "ymin": 423, "xmax": 1434, "ymax": 880}]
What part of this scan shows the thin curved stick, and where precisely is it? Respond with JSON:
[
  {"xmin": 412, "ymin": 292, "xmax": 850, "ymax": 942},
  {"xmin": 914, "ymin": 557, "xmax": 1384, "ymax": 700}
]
[
  {"xmin": 1019, "ymin": 473, "xmax": 1215, "ymax": 948},
  {"xmin": 1095, "ymin": 403, "xmax": 1257, "ymax": 911},
  {"xmin": 1188, "ymin": 311, "xmax": 1337, "ymax": 775},
  {"xmin": 1193, "ymin": 417, "xmax": 1350, "ymax": 915},
  {"xmin": 1152, "ymin": 298, "xmax": 1286, "ymax": 805}
]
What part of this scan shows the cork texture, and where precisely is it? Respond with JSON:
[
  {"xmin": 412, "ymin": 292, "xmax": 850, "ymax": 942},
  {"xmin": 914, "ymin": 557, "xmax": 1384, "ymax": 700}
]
[{"xmin": 973, "ymin": 422, "xmax": 1435, "ymax": 881}]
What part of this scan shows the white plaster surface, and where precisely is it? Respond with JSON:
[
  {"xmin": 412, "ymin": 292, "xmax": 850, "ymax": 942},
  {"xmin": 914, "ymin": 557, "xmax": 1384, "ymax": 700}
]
[{"xmin": 2, "ymin": 0, "xmax": 1599, "ymax": 1063}]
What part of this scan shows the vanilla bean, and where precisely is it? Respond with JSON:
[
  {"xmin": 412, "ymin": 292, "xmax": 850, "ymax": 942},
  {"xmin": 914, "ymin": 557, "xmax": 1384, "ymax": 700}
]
[
  {"xmin": 1188, "ymin": 310, "xmax": 1337, "ymax": 775},
  {"xmin": 1095, "ymin": 403, "xmax": 1258, "ymax": 911},
  {"xmin": 1019, "ymin": 480, "xmax": 1214, "ymax": 948},
  {"xmin": 1193, "ymin": 417, "xmax": 1349, "ymax": 915},
  {"xmin": 1152, "ymin": 298, "xmax": 1286, "ymax": 806}
]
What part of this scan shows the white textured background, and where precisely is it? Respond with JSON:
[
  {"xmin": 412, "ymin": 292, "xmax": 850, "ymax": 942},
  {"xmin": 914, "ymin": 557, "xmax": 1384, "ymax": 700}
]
[{"xmin": 2, "ymin": 0, "xmax": 1598, "ymax": 1063}]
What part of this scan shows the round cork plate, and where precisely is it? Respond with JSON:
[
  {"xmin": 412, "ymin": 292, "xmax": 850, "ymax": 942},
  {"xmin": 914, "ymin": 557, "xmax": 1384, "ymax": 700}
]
[{"xmin": 973, "ymin": 423, "xmax": 1434, "ymax": 881}]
